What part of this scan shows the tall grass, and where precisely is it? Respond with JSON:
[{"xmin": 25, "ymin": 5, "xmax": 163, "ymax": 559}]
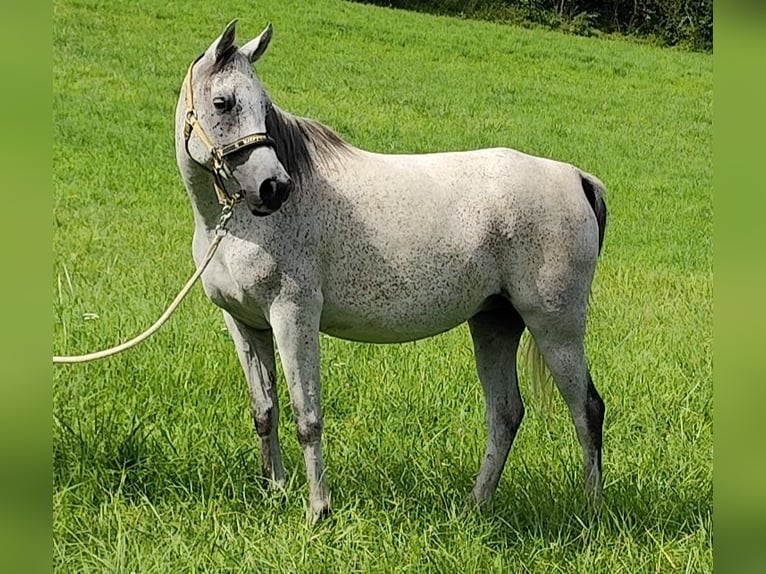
[{"xmin": 53, "ymin": 0, "xmax": 712, "ymax": 571}]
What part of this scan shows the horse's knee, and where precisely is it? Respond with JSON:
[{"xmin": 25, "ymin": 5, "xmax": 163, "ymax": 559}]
[
  {"xmin": 253, "ymin": 404, "xmax": 276, "ymax": 438},
  {"xmin": 296, "ymin": 414, "xmax": 323, "ymax": 446}
]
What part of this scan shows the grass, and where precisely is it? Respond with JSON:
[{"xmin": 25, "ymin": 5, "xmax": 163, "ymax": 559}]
[{"xmin": 53, "ymin": 0, "xmax": 712, "ymax": 571}]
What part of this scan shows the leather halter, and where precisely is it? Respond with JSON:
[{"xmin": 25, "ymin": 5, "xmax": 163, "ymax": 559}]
[{"xmin": 182, "ymin": 54, "xmax": 276, "ymax": 206}]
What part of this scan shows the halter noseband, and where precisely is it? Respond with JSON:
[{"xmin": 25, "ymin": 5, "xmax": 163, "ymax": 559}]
[{"xmin": 183, "ymin": 54, "xmax": 276, "ymax": 206}]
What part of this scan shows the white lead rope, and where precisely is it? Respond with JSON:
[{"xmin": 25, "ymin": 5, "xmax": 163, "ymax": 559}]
[{"xmin": 53, "ymin": 206, "xmax": 233, "ymax": 365}]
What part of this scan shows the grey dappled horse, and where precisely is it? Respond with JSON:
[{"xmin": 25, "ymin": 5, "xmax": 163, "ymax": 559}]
[{"xmin": 176, "ymin": 21, "xmax": 607, "ymax": 522}]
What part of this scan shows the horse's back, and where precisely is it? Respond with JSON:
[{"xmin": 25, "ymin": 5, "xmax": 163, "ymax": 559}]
[{"xmin": 342, "ymin": 146, "xmax": 600, "ymax": 272}]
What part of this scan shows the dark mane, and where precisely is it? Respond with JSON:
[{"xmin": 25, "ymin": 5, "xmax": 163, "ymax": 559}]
[{"xmin": 265, "ymin": 105, "xmax": 351, "ymax": 183}]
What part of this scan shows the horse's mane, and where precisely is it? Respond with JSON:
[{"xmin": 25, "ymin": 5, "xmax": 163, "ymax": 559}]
[{"xmin": 265, "ymin": 105, "xmax": 351, "ymax": 183}]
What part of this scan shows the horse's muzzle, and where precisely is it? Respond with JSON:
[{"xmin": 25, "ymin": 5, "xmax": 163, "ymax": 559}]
[{"xmin": 243, "ymin": 177, "xmax": 292, "ymax": 216}]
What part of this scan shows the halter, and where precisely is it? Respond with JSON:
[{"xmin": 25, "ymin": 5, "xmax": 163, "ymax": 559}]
[{"xmin": 182, "ymin": 54, "xmax": 276, "ymax": 206}]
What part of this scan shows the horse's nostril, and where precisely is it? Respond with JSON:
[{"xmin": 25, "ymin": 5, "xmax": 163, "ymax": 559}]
[
  {"xmin": 277, "ymin": 179, "xmax": 292, "ymax": 199},
  {"xmin": 260, "ymin": 178, "xmax": 279, "ymax": 203}
]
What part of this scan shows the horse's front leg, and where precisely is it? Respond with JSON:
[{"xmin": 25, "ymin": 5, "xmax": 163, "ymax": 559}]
[
  {"xmin": 270, "ymin": 295, "xmax": 330, "ymax": 522},
  {"xmin": 222, "ymin": 312, "xmax": 285, "ymax": 490}
]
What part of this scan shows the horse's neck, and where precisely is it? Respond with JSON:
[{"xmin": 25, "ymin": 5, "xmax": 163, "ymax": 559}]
[
  {"xmin": 178, "ymin": 159, "xmax": 223, "ymax": 232},
  {"xmin": 174, "ymin": 91, "xmax": 222, "ymax": 233}
]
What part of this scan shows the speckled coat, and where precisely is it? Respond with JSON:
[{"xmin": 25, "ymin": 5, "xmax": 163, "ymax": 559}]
[{"xmin": 176, "ymin": 21, "xmax": 608, "ymax": 522}]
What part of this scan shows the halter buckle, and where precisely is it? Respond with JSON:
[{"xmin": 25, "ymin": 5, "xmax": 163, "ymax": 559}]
[
  {"xmin": 215, "ymin": 203, "xmax": 234, "ymax": 236},
  {"xmin": 211, "ymin": 148, "xmax": 225, "ymax": 170}
]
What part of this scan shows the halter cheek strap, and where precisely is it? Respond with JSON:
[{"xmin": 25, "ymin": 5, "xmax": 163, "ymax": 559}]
[{"xmin": 183, "ymin": 54, "xmax": 276, "ymax": 206}]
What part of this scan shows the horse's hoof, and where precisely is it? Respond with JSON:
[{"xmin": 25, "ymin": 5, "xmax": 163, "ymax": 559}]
[
  {"xmin": 264, "ymin": 476, "xmax": 286, "ymax": 492},
  {"xmin": 468, "ymin": 486, "xmax": 492, "ymax": 509},
  {"xmin": 455, "ymin": 489, "xmax": 489, "ymax": 520},
  {"xmin": 263, "ymin": 477, "xmax": 287, "ymax": 502},
  {"xmin": 307, "ymin": 500, "xmax": 332, "ymax": 524},
  {"xmin": 585, "ymin": 490, "xmax": 603, "ymax": 517}
]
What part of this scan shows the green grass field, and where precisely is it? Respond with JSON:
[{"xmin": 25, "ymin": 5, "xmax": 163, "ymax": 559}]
[{"xmin": 53, "ymin": 0, "xmax": 712, "ymax": 571}]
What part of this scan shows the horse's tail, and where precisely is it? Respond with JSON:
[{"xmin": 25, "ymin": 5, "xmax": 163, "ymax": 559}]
[
  {"xmin": 578, "ymin": 170, "xmax": 608, "ymax": 255},
  {"xmin": 521, "ymin": 332, "xmax": 554, "ymax": 407},
  {"xmin": 522, "ymin": 170, "xmax": 608, "ymax": 407}
]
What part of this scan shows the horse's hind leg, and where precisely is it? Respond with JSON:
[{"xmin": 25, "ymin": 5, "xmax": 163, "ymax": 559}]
[
  {"xmin": 468, "ymin": 302, "xmax": 526, "ymax": 505},
  {"xmin": 525, "ymin": 315, "xmax": 604, "ymax": 502},
  {"xmin": 223, "ymin": 312, "xmax": 286, "ymax": 490}
]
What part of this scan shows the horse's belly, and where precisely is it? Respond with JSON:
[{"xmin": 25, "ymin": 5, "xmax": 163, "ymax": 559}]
[
  {"xmin": 319, "ymin": 313, "xmax": 468, "ymax": 343},
  {"xmin": 319, "ymin": 240, "xmax": 499, "ymax": 343},
  {"xmin": 319, "ymin": 314, "xmax": 467, "ymax": 343},
  {"xmin": 318, "ymin": 285, "xmax": 491, "ymax": 343}
]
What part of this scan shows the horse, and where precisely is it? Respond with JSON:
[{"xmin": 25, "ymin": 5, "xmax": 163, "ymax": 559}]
[{"xmin": 175, "ymin": 20, "xmax": 608, "ymax": 522}]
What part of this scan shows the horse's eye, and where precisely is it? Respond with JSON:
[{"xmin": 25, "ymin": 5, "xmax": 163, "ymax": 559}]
[{"xmin": 212, "ymin": 96, "xmax": 233, "ymax": 111}]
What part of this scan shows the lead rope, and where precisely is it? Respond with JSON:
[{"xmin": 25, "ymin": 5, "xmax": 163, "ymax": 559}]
[{"xmin": 53, "ymin": 204, "xmax": 234, "ymax": 365}]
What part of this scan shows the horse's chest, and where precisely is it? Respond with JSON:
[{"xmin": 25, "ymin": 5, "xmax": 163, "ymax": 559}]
[{"xmin": 198, "ymin": 241, "xmax": 280, "ymax": 326}]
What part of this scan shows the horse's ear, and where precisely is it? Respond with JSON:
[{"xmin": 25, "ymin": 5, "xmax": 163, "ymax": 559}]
[
  {"xmin": 240, "ymin": 23, "xmax": 273, "ymax": 64},
  {"xmin": 213, "ymin": 19, "xmax": 238, "ymax": 62}
]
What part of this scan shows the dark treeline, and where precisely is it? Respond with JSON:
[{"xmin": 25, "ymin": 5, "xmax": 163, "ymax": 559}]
[{"xmin": 353, "ymin": 0, "xmax": 712, "ymax": 51}]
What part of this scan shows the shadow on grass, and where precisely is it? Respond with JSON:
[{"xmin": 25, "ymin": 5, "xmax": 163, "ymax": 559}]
[
  {"xmin": 53, "ymin": 413, "xmax": 279, "ymax": 508},
  {"xmin": 335, "ymin": 453, "xmax": 710, "ymax": 547},
  {"xmin": 54, "ymin": 414, "xmax": 710, "ymax": 549}
]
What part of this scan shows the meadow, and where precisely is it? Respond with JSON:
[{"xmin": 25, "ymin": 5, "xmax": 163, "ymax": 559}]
[{"xmin": 53, "ymin": 0, "xmax": 712, "ymax": 571}]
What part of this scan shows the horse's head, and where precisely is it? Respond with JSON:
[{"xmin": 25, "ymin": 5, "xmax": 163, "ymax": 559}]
[{"xmin": 180, "ymin": 20, "xmax": 291, "ymax": 216}]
